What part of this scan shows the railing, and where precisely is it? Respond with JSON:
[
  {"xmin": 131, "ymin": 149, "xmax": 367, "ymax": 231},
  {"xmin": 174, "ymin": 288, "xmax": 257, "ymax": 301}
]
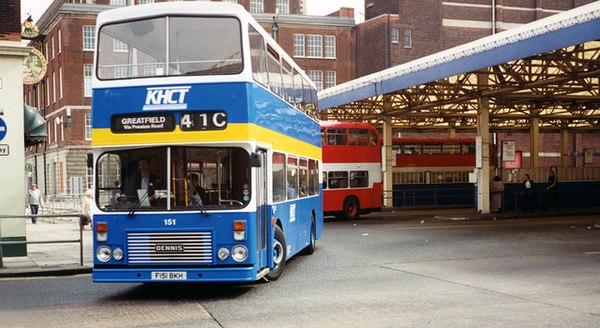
[
  {"xmin": 0, "ymin": 214, "xmax": 87, "ymax": 269},
  {"xmin": 42, "ymin": 195, "xmax": 85, "ymax": 214},
  {"xmin": 393, "ymin": 167, "xmax": 600, "ymax": 185}
]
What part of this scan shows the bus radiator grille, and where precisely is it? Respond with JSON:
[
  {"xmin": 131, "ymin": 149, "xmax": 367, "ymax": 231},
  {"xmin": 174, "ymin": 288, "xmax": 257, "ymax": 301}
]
[{"xmin": 126, "ymin": 231, "xmax": 213, "ymax": 264}]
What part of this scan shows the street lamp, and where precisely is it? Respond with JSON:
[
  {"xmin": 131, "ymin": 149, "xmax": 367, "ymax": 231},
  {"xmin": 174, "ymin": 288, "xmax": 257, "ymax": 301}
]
[{"xmin": 271, "ymin": 16, "xmax": 279, "ymax": 43}]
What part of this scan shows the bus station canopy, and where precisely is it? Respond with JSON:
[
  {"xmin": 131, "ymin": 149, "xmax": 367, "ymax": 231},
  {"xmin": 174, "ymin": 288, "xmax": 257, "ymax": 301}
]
[{"xmin": 318, "ymin": 2, "xmax": 600, "ymax": 133}]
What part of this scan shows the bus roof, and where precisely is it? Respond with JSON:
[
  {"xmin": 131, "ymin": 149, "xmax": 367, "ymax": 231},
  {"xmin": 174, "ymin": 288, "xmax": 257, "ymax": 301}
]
[
  {"xmin": 95, "ymin": 1, "xmax": 316, "ymax": 91},
  {"xmin": 320, "ymin": 121, "xmax": 377, "ymax": 130}
]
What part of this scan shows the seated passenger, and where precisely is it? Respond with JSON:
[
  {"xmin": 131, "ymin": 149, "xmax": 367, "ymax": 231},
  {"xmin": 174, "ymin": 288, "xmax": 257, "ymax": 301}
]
[{"xmin": 189, "ymin": 174, "xmax": 206, "ymax": 206}]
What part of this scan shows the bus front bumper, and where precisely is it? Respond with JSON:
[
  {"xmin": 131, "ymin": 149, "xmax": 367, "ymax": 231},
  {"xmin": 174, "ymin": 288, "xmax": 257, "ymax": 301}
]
[{"xmin": 92, "ymin": 266, "xmax": 259, "ymax": 283}]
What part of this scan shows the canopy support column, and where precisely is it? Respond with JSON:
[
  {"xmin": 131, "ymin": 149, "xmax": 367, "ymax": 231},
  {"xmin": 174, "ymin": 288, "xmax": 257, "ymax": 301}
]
[
  {"xmin": 476, "ymin": 72, "xmax": 491, "ymax": 214},
  {"xmin": 560, "ymin": 121, "xmax": 570, "ymax": 168},
  {"xmin": 382, "ymin": 111, "xmax": 394, "ymax": 209},
  {"xmin": 530, "ymin": 108, "xmax": 540, "ymax": 168}
]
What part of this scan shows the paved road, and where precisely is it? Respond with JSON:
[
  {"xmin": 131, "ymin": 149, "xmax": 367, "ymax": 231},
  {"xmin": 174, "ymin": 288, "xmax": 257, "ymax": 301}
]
[{"xmin": 1, "ymin": 213, "xmax": 600, "ymax": 327}]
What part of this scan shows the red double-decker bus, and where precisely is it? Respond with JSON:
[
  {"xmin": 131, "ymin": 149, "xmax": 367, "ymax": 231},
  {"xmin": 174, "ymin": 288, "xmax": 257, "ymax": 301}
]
[
  {"xmin": 393, "ymin": 138, "xmax": 477, "ymax": 168},
  {"xmin": 321, "ymin": 121, "xmax": 383, "ymax": 219}
]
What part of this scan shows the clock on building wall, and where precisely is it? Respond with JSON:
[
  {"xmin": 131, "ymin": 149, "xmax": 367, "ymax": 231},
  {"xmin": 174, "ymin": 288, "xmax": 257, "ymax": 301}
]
[{"xmin": 22, "ymin": 48, "xmax": 47, "ymax": 85}]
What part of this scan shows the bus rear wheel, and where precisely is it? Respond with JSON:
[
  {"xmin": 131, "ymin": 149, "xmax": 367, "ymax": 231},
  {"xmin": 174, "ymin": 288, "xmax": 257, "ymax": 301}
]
[
  {"xmin": 265, "ymin": 225, "xmax": 286, "ymax": 281},
  {"xmin": 343, "ymin": 197, "xmax": 360, "ymax": 220},
  {"xmin": 301, "ymin": 214, "xmax": 316, "ymax": 255}
]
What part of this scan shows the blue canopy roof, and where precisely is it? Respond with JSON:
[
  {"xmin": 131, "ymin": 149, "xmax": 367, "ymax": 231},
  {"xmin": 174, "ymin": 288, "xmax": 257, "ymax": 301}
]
[{"xmin": 319, "ymin": 2, "xmax": 600, "ymax": 111}]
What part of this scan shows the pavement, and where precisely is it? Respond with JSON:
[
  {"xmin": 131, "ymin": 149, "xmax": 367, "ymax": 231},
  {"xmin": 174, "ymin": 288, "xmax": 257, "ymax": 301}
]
[
  {"xmin": 0, "ymin": 217, "xmax": 93, "ymax": 278},
  {"xmin": 0, "ymin": 206, "xmax": 592, "ymax": 278}
]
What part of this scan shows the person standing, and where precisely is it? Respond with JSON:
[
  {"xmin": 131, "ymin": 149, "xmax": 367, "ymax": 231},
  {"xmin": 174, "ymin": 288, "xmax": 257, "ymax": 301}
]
[
  {"xmin": 27, "ymin": 183, "xmax": 43, "ymax": 224},
  {"xmin": 522, "ymin": 174, "xmax": 535, "ymax": 213},
  {"xmin": 82, "ymin": 189, "xmax": 94, "ymax": 228},
  {"xmin": 544, "ymin": 169, "xmax": 560, "ymax": 211},
  {"xmin": 490, "ymin": 175, "xmax": 504, "ymax": 213}
]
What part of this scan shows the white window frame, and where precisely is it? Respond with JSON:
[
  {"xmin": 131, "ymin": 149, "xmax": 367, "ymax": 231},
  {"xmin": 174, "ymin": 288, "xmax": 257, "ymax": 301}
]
[
  {"xmin": 325, "ymin": 70, "xmax": 336, "ymax": 89},
  {"xmin": 306, "ymin": 35, "xmax": 322, "ymax": 58},
  {"xmin": 83, "ymin": 26, "xmax": 95, "ymax": 51},
  {"xmin": 404, "ymin": 29, "xmax": 412, "ymax": 48},
  {"xmin": 58, "ymin": 28, "xmax": 62, "ymax": 54},
  {"xmin": 46, "ymin": 77, "xmax": 50, "ymax": 106},
  {"xmin": 250, "ymin": 0, "xmax": 264, "ymax": 13},
  {"xmin": 276, "ymin": 0, "xmax": 289, "ymax": 14},
  {"xmin": 324, "ymin": 35, "xmax": 336, "ymax": 59},
  {"xmin": 84, "ymin": 64, "xmax": 93, "ymax": 97},
  {"xmin": 59, "ymin": 67, "xmax": 63, "ymax": 99},
  {"xmin": 293, "ymin": 34, "xmax": 305, "ymax": 57},
  {"xmin": 110, "ymin": 0, "xmax": 126, "ymax": 5},
  {"xmin": 139, "ymin": 0, "xmax": 154, "ymax": 4},
  {"xmin": 391, "ymin": 28, "xmax": 400, "ymax": 43},
  {"xmin": 113, "ymin": 39, "xmax": 129, "ymax": 52},
  {"xmin": 52, "ymin": 71, "xmax": 56, "ymax": 103},
  {"xmin": 307, "ymin": 70, "xmax": 323, "ymax": 91},
  {"xmin": 85, "ymin": 113, "xmax": 92, "ymax": 141},
  {"xmin": 51, "ymin": 35, "xmax": 55, "ymax": 60}
]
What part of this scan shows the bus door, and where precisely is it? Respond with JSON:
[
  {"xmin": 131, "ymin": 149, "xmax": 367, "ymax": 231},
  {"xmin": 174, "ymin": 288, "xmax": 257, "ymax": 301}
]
[{"xmin": 255, "ymin": 149, "xmax": 269, "ymax": 271}]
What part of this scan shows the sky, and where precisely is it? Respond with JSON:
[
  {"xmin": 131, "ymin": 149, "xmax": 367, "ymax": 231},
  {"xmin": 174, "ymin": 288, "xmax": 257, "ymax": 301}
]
[{"xmin": 21, "ymin": 0, "xmax": 365, "ymax": 22}]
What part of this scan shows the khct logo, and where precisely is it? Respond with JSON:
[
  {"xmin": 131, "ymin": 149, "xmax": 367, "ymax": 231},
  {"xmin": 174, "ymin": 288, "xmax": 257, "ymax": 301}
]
[{"xmin": 143, "ymin": 86, "xmax": 191, "ymax": 110}]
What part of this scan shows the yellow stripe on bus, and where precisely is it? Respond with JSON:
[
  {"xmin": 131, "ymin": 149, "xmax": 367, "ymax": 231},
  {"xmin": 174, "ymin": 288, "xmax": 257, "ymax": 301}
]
[{"xmin": 91, "ymin": 123, "xmax": 322, "ymax": 159}]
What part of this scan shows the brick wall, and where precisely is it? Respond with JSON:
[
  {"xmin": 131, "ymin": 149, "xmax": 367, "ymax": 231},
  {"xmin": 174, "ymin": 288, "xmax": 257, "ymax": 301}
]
[{"xmin": 1, "ymin": 0, "xmax": 21, "ymax": 41}]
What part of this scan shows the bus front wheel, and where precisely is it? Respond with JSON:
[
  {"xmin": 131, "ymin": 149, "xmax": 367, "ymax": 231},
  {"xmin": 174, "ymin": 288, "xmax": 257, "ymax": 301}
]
[
  {"xmin": 343, "ymin": 197, "xmax": 360, "ymax": 220},
  {"xmin": 265, "ymin": 225, "xmax": 286, "ymax": 281}
]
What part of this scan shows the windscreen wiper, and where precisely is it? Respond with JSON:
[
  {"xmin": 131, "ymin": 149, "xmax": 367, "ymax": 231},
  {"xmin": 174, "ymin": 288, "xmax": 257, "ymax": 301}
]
[
  {"xmin": 127, "ymin": 191, "xmax": 149, "ymax": 218},
  {"xmin": 127, "ymin": 179, "xmax": 161, "ymax": 218}
]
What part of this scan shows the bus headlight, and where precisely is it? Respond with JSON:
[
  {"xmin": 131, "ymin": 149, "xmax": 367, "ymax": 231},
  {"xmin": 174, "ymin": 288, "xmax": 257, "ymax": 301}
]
[
  {"xmin": 231, "ymin": 245, "xmax": 248, "ymax": 262},
  {"xmin": 217, "ymin": 248, "xmax": 230, "ymax": 261},
  {"xmin": 96, "ymin": 246, "xmax": 112, "ymax": 262},
  {"xmin": 113, "ymin": 247, "xmax": 124, "ymax": 261}
]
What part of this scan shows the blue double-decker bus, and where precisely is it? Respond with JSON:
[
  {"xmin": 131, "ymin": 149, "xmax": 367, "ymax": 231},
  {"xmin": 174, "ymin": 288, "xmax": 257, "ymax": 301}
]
[{"xmin": 90, "ymin": 2, "xmax": 322, "ymax": 283}]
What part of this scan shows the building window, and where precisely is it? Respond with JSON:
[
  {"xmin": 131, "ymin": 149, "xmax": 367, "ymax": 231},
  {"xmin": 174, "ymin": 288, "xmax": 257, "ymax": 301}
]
[
  {"xmin": 110, "ymin": 0, "xmax": 126, "ymax": 5},
  {"xmin": 293, "ymin": 34, "xmax": 305, "ymax": 57},
  {"xmin": 114, "ymin": 66, "xmax": 129, "ymax": 78},
  {"xmin": 325, "ymin": 70, "xmax": 336, "ymax": 89},
  {"xmin": 139, "ymin": 0, "xmax": 154, "ymax": 4},
  {"xmin": 250, "ymin": 0, "xmax": 263, "ymax": 13},
  {"xmin": 84, "ymin": 64, "xmax": 93, "ymax": 97},
  {"xmin": 83, "ymin": 26, "xmax": 96, "ymax": 51},
  {"xmin": 45, "ymin": 42, "xmax": 48, "ymax": 63},
  {"xmin": 51, "ymin": 35, "xmax": 55, "ymax": 59},
  {"xmin": 391, "ymin": 28, "xmax": 399, "ymax": 43},
  {"xmin": 113, "ymin": 39, "xmax": 129, "ymax": 52},
  {"xmin": 307, "ymin": 70, "xmax": 323, "ymax": 91},
  {"xmin": 306, "ymin": 35, "xmax": 322, "ymax": 58},
  {"xmin": 46, "ymin": 77, "xmax": 50, "ymax": 106},
  {"xmin": 85, "ymin": 113, "xmax": 92, "ymax": 141},
  {"xmin": 276, "ymin": 0, "xmax": 289, "ymax": 14},
  {"xmin": 404, "ymin": 29, "xmax": 412, "ymax": 48},
  {"xmin": 57, "ymin": 28, "xmax": 62, "ymax": 53},
  {"xmin": 324, "ymin": 35, "xmax": 336, "ymax": 58},
  {"xmin": 59, "ymin": 67, "xmax": 63, "ymax": 99},
  {"xmin": 52, "ymin": 72, "xmax": 56, "ymax": 103},
  {"xmin": 222, "ymin": 0, "xmax": 237, "ymax": 2}
]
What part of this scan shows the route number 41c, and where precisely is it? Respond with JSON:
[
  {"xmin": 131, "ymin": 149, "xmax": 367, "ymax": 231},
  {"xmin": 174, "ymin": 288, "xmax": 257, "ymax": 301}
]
[{"xmin": 180, "ymin": 111, "xmax": 227, "ymax": 131}]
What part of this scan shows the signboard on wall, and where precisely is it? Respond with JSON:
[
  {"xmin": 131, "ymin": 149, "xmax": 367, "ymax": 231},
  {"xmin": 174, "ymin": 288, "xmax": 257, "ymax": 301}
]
[{"xmin": 502, "ymin": 140, "xmax": 516, "ymax": 162}]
